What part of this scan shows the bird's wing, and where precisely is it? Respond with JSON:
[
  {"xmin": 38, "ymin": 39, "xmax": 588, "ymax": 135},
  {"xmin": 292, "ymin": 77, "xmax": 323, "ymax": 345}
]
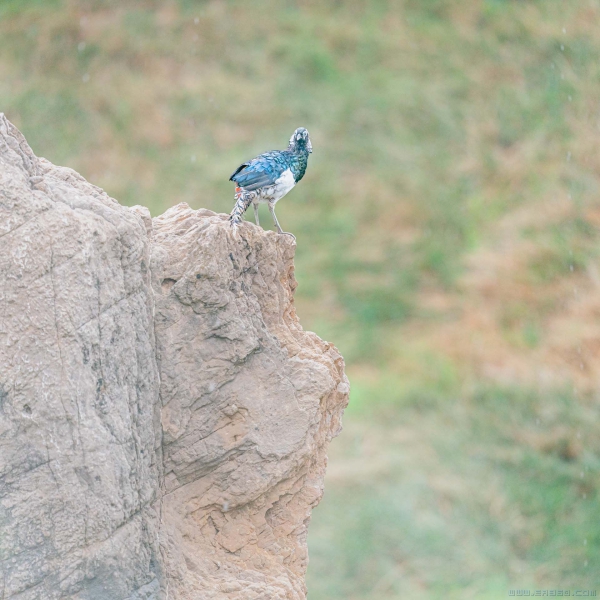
[
  {"xmin": 229, "ymin": 152, "xmax": 283, "ymax": 191},
  {"xmin": 229, "ymin": 162, "xmax": 249, "ymax": 181}
]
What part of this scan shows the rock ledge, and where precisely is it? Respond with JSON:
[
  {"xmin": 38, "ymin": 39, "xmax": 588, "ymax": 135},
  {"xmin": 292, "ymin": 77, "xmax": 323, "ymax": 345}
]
[{"xmin": 0, "ymin": 114, "xmax": 349, "ymax": 600}]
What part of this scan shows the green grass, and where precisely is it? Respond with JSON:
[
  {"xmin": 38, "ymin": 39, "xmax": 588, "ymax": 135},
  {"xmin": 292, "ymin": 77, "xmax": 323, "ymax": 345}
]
[
  {"xmin": 308, "ymin": 383, "xmax": 600, "ymax": 599},
  {"xmin": 1, "ymin": 1, "xmax": 600, "ymax": 597},
  {"xmin": 2, "ymin": 0, "xmax": 596, "ymax": 364}
]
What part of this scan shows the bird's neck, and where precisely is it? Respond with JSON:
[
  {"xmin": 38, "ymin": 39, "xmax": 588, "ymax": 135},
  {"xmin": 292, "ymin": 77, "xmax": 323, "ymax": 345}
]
[{"xmin": 292, "ymin": 149, "xmax": 309, "ymax": 182}]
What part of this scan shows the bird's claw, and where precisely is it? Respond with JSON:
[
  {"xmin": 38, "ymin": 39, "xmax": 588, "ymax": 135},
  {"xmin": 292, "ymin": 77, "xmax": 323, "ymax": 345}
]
[{"xmin": 278, "ymin": 231, "xmax": 296, "ymax": 241}]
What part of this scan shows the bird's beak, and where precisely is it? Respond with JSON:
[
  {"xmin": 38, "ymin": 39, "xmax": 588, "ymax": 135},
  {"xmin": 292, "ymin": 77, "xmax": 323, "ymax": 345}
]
[{"xmin": 307, "ymin": 139, "xmax": 313, "ymax": 153}]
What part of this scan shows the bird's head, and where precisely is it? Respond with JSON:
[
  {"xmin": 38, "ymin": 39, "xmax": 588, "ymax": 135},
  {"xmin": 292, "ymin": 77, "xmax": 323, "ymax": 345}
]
[{"xmin": 289, "ymin": 127, "xmax": 312, "ymax": 154}]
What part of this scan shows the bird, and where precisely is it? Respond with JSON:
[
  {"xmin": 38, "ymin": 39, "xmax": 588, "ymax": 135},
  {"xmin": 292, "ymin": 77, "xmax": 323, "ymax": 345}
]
[{"xmin": 228, "ymin": 127, "xmax": 312, "ymax": 238}]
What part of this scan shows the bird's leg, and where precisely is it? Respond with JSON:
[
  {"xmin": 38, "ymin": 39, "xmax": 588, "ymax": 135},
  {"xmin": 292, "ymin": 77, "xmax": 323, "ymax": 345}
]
[
  {"xmin": 253, "ymin": 202, "xmax": 260, "ymax": 226},
  {"xmin": 268, "ymin": 203, "xmax": 295, "ymax": 240}
]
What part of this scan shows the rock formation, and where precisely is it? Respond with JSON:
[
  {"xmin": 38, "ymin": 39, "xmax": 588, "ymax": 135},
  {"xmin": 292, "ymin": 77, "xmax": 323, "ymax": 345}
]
[{"xmin": 0, "ymin": 114, "xmax": 349, "ymax": 600}]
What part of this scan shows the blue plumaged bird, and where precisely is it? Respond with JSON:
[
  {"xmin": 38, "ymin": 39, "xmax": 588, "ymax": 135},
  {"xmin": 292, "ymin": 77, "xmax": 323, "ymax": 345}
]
[{"xmin": 229, "ymin": 127, "xmax": 312, "ymax": 238}]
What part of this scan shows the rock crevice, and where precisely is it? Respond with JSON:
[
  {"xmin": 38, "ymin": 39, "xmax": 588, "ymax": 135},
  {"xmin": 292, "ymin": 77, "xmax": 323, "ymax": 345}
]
[{"xmin": 0, "ymin": 115, "xmax": 348, "ymax": 600}]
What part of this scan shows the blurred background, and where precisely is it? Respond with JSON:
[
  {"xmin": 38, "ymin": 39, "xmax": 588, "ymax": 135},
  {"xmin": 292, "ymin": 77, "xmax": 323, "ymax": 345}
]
[{"xmin": 2, "ymin": 1, "xmax": 600, "ymax": 597}]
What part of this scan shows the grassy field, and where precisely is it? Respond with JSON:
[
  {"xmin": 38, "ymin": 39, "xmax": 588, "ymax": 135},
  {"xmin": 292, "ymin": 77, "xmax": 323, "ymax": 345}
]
[{"xmin": 1, "ymin": 1, "xmax": 600, "ymax": 597}]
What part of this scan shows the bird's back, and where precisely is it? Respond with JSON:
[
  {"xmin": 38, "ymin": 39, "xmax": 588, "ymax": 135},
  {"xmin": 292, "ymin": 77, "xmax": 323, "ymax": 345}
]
[{"xmin": 229, "ymin": 150, "xmax": 291, "ymax": 191}]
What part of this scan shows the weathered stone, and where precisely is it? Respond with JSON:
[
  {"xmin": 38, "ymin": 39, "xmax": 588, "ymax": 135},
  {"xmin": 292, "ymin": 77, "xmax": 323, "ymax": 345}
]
[{"xmin": 0, "ymin": 114, "xmax": 348, "ymax": 599}]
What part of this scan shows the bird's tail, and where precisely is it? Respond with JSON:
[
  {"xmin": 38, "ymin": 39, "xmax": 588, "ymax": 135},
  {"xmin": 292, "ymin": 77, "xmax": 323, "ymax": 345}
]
[{"xmin": 229, "ymin": 187, "xmax": 253, "ymax": 233}]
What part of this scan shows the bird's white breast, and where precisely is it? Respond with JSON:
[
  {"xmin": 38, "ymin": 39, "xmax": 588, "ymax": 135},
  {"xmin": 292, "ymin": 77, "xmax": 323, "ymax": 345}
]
[
  {"xmin": 273, "ymin": 169, "xmax": 296, "ymax": 202},
  {"xmin": 254, "ymin": 168, "xmax": 296, "ymax": 204}
]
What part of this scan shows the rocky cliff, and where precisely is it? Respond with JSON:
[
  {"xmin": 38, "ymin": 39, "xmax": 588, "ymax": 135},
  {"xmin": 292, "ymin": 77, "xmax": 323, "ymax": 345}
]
[{"xmin": 0, "ymin": 114, "xmax": 349, "ymax": 600}]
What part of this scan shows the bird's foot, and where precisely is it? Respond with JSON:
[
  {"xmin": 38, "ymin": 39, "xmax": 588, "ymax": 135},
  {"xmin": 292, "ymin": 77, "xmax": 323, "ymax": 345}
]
[{"xmin": 278, "ymin": 230, "xmax": 296, "ymax": 241}]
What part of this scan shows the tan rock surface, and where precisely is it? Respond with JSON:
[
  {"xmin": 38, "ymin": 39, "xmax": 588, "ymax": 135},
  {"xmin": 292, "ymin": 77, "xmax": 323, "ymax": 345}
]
[{"xmin": 0, "ymin": 114, "xmax": 349, "ymax": 599}]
